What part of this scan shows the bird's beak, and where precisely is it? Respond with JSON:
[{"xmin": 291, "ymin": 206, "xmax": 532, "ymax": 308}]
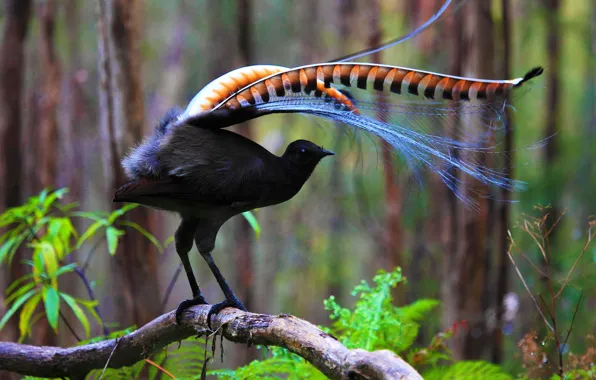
[{"xmin": 320, "ymin": 148, "xmax": 335, "ymax": 157}]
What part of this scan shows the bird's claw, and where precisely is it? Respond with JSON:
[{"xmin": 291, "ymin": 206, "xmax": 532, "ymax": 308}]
[
  {"xmin": 175, "ymin": 294, "xmax": 208, "ymax": 324},
  {"xmin": 207, "ymin": 297, "xmax": 246, "ymax": 329}
]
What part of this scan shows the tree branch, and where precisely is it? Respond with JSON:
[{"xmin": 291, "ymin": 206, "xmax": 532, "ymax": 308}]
[{"xmin": 0, "ymin": 305, "xmax": 422, "ymax": 379}]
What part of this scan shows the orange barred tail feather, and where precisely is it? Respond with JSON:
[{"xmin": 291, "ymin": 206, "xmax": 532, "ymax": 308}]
[
  {"xmin": 180, "ymin": 64, "xmax": 362, "ymax": 122},
  {"xmin": 198, "ymin": 63, "xmax": 544, "ymax": 117}
]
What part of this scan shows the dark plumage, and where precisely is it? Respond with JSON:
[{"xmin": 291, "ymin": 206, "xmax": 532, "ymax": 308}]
[{"xmin": 114, "ymin": 108, "xmax": 333, "ymax": 324}]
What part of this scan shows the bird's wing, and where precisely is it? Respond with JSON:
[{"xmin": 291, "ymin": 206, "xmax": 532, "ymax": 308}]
[{"xmin": 120, "ymin": 127, "xmax": 283, "ymax": 205}]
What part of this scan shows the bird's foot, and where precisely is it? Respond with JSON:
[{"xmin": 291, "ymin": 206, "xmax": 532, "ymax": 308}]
[
  {"xmin": 175, "ymin": 294, "xmax": 208, "ymax": 324},
  {"xmin": 207, "ymin": 297, "xmax": 246, "ymax": 329}
]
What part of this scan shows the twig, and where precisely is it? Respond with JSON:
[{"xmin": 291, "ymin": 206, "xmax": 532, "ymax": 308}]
[
  {"xmin": 506, "ymin": 231, "xmax": 553, "ymax": 331},
  {"xmin": 555, "ymin": 228, "xmax": 594, "ymax": 299},
  {"xmin": 144, "ymin": 358, "xmax": 176, "ymax": 380},
  {"xmin": 563, "ymin": 291, "xmax": 582, "ymax": 347},
  {"xmin": 99, "ymin": 338, "xmax": 120, "ymax": 380}
]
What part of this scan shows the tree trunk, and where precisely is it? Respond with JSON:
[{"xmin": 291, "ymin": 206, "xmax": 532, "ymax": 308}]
[
  {"xmin": 325, "ymin": 0, "xmax": 355, "ymax": 303},
  {"xmin": 57, "ymin": 0, "xmax": 85, "ymax": 201},
  {"xmin": 97, "ymin": 0, "xmax": 160, "ymax": 327},
  {"xmin": 27, "ymin": 0, "xmax": 61, "ymax": 348},
  {"xmin": 492, "ymin": 0, "xmax": 514, "ymax": 364},
  {"xmin": 370, "ymin": 0, "xmax": 405, "ymax": 302},
  {"xmin": 37, "ymin": 0, "xmax": 60, "ymax": 190},
  {"xmin": 233, "ymin": 0, "xmax": 257, "ymax": 366},
  {"xmin": 0, "ymin": 0, "xmax": 32, "ymax": 350},
  {"xmin": 442, "ymin": 0, "xmax": 495, "ymax": 360},
  {"xmin": 542, "ymin": 0, "xmax": 561, "ymax": 228}
]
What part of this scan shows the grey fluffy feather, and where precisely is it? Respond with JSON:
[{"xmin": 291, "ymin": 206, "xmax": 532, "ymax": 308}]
[{"xmin": 122, "ymin": 107, "xmax": 184, "ymax": 179}]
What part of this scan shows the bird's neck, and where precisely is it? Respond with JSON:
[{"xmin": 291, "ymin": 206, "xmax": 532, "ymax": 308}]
[{"xmin": 281, "ymin": 160, "xmax": 318, "ymax": 194}]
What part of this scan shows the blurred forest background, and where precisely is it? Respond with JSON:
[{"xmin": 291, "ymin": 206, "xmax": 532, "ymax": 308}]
[{"xmin": 0, "ymin": 0, "xmax": 594, "ymax": 377}]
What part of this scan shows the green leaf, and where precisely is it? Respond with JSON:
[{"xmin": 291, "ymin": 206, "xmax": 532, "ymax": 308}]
[
  {"xmin": 42, "ymin": 188, "xmax": 68, "ymax": 211},
  {"xmin": 71, "ymin": 211, "xmax": 108, "ymax": 222},
  {"xmin": 106, "ymin": 226, "xmax": 125, "ymax": 256},
  {"xmin": 43, "ymin": 287, "xmax": 60, "ymax": 332},
  {"xmin": 0, "ymin": 288, "xmax": 38, "ymax": 332},
  {"xmin": 76, "ymin": 298, "xmax": 102, "ymax": 327},
  {"xmin": 0, "ymin": 236, "xmax": 16, "ymax": 265},
  {"xmin": 118, "ymin": 220, "xmax": 163, "ymax": 253},
  {"xmin": 242, "ymin": 211, "xmax": 261, "ymax": 239},
  {"xmin": 48, "ymin": 217, "xmax": 78, "ymax": 248},
  {"xmin": 107, "ymin": 204, "xmax": 138, "ymax": 224},
  {"xmin": 7, "ymin": 232, "xmax": 28, "ymax": 265},
  {"xmin": 163, "ymin": 235, "xmax": 175, "ymax": 248},
  {"xmin": 32, "ymin": 241, "xmax": 59, "ymax": 287},
  {"xmin": 5, "ymin": 282, "xmax": 36, "ymax": 305},
  {"xmin": 0, "ymin": 209, "xmax": 18, "ymax": 228},
  {"xmin": 61, "ymin": 293, "xmax": 91, "ymax": 338},
  {"xmin": 55, "ymin": 263, "xmax": 77, "ymax": 277},
  {"xmin": 19, "ymin": 293, "xmax": 42, "ymax": 339},
  {"xmin": 76, "ymin": 220, "xmax": 107, "ymax": 248},
  {"xmin": 5, "ymin": 273, "xmax": 35, "ymax": 296},
  {"xmin": 398, "ymin": 298, "xmax": 440, "ymax": 322},
  {"xmin": 423, "ymin": 361, "xmax": 513, "ymax": 380},
  {"xmin": 0, "ymin": 226, "xmax": 27, "ymax": 265},
  {"xmin": 57, "ymin": 201, "xmax": 79, "ymax": 213},
  {"xmin": 37, "ymin": 188, "xmax": 49, "ymax": 207}
]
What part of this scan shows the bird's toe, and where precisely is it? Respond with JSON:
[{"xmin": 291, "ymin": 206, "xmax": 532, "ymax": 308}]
[
  {"xmin": 207, "ymin": 298, "xmax": 246, "ymax": 329},
  {"xmin": 175, "ymin": 294, "xmax": 209, "ymax": 325}
]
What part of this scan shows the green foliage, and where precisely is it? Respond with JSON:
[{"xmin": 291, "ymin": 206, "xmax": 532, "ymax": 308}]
[
  {"xmin": 423, "ymin": 360, "xmax": 513, "ymax": 380},
  {"xmin": 241, "ymin": 210, "xmax": 261, "ymax": 240},
  {"xmin": 210, "ymin": 347, "xmax": 325, "ymax": 380},
  {"xmin": 324, "ymin": 268, "xmax": 438, "ymax": 353},
  {"xmin": 86, "ymin": 339, "xmax": 207, "ymax": 380},
  {"xmin": 214, "ymin": 267, "xmax": 509, "ymax": 380},
  {"xmin": 77, "ymin": 326, "xmax": 137, "ymax": 345},
  {"xmin": 72, "ymin": 202, "xmax": 163, "ymax": 255},
  {"xmin": 0, "ymin": 188, "xmax": 160, "ymax": 341}
]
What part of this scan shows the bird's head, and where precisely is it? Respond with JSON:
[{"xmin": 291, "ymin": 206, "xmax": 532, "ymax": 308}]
[
  {"xmin": 281, "ymin": 139, "xmax": 334, "ymax": 183},
  {"xmin": 282, "ymin": 139, "xmax": 334, "ymax": 165}
]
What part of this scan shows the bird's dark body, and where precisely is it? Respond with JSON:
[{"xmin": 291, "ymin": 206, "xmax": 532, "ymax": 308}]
[{"xmin": 114, "ymin": 108, "xmax": 332, "ymax": 322}]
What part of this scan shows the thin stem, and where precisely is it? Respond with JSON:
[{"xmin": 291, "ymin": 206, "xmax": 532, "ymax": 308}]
[
  {"xmin": 66, "ymin": 254, "xmax": 109, "ymax": 336},
  {"xmin": 81, "ymin": 237, "xmax": 103, "ymax": 272},
  {"xmin": 506, "ymin": 234, "xmax": 553, "ymax": 331},
  {"xmin": 59, "ymin": 310, "xmax": 82, "ymax": 342},
  {"xmin": 161, "ymin": 263, "xmax": 182, "ymax": 313},
  {"xmin": 555, "ymin": 227, "xmax": 594, "ymax": 299}
]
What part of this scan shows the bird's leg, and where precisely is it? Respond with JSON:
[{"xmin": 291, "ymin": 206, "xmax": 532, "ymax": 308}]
[
  {"xmin": 174, "ymin": 219, "xmax": 208, "ymax": 324},
  {"xmin": 200, "ymin": 250, "xmax": 247, "ymax": 327}
]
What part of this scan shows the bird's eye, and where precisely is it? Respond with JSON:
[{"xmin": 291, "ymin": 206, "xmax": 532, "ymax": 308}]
[{"xmin": 300, "ymin": 148, "xmax": 306, "ymax": 154}]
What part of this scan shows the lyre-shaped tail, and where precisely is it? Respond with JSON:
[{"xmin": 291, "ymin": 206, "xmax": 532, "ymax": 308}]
[{"xmin": 174, "ymin": 62, "xmax": 543, "ymax": 206}]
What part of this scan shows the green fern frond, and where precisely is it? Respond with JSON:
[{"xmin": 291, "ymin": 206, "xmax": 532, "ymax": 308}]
[
  {"xmin": 423, "ymin": 360, "xmax": 514, "ymax": 380},
  {"xmin": 160, "ymin": 339, "xmax": 208, "ymax": 379}
]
